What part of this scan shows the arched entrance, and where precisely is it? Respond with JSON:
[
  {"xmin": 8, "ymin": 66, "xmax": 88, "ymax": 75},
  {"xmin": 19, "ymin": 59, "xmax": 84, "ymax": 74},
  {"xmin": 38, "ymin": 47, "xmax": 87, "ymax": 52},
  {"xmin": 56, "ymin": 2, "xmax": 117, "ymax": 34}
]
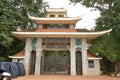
[
  {"xmin": 30, "ymin": 50, "xmax": 36, "ymax": 74},
  {"xmin": 42, "ymin": 50, "xmax": 70, "ymax": 75},
  {"xmin": 76, "ymin": 51, "xmax": 82, "ymax": 75}
]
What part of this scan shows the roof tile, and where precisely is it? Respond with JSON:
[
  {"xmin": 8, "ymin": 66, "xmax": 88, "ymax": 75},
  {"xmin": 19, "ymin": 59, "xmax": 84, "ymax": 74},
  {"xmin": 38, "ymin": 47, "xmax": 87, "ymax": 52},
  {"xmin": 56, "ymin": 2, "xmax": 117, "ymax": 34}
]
[
  {"xmin": 35, "ymin": 29, "xmax": 77, "ymax": 32},
  {"xmin": 11, "ymin": 50, "xmax": 97, "ymax": 58},
  {"xmin": 12, "ymin": 50, "xmax": 24, "ymax": 57},
  {"xmin": 87, "ymin": 50, "xmax": 97, "ymax": 58}
]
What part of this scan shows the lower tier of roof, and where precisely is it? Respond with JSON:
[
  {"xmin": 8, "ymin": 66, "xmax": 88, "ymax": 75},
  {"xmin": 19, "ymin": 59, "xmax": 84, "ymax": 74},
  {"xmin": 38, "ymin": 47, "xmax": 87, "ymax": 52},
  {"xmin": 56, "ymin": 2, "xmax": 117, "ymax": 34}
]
[
  {"xmin": 9, "ymin": 50, "xmax": 101, "ymax": 59},
  {"xmin": 12, "ymin": 29, "xmax": 112, "ymax": 41}
]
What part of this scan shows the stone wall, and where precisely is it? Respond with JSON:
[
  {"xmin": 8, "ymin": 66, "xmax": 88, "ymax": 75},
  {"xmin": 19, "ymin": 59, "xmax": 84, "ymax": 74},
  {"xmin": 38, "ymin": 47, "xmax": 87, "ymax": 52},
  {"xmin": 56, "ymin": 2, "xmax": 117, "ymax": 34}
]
[{"xmin": 87, "ymin": 59, "xmax": 100, "ymax": 76}]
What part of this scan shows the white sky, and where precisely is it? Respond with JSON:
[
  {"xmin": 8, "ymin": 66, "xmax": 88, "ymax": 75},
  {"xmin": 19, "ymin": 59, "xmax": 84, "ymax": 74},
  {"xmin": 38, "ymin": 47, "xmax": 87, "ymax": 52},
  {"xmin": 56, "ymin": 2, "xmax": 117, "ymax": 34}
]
[{"xmin": 44, "ymin": 0, "xmax": 100, "ymax": 30}]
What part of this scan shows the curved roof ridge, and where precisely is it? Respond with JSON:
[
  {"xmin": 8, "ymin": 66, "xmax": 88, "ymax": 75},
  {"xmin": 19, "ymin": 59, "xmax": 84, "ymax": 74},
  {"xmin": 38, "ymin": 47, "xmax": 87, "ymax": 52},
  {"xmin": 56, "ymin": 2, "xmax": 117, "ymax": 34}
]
[
  {"xmin": 12, "ymin": 29, "xmax": 112, "ymax": 40},
  {"xmin": 9, "ymin": 50, "xmax": 101, "ymax": 59},
  {"xmin": 28, "ymin": 15, "xmax": 81, "ymax": 19}
]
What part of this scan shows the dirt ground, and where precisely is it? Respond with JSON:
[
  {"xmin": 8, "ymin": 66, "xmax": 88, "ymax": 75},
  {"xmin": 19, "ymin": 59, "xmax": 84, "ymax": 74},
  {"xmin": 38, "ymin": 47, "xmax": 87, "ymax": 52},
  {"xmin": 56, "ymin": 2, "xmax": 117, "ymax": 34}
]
[{"xmin": 13, "ymin": 75, "xmax": 120, "ymax": 80}]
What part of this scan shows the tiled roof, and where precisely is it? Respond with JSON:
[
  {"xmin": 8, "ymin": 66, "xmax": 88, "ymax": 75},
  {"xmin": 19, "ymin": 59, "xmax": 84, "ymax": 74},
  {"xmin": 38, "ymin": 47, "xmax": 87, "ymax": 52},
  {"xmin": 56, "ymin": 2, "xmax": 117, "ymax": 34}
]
[
  {"xmin": 35, "ymin": 29, "xmax": 77, "ymax": 32},
  {"xmin": 35, "ymin": 29, "xmax": 91, "ymax": 32},
  {"xmin": 10, "ymin": 50, "xmax": 97, "ymax": 58},
  {"xmin": 12, "ymin": 50, "xmax": 24, "ymax": 57},
  {"xmin": 15, "ymin": 29, "xmax": 91, "ymax": 32},
  {"xmin": 87, "ymin": 50, "xmax": 97, "ymax": 58}
]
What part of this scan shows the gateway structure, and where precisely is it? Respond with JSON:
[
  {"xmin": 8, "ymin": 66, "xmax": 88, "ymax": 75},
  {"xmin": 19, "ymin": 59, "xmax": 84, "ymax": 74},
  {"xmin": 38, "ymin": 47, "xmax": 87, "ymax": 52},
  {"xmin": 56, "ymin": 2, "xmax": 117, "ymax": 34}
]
[{"xmin": 10, "ymin": 8, "xmax": 112, "ymax": 76}]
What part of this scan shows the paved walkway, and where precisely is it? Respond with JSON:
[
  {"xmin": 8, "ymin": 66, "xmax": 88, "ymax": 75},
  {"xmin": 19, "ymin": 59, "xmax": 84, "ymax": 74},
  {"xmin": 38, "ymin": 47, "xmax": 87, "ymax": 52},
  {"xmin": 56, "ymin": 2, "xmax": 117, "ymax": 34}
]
[{"xmin": 13, "ymin": 75, "xmax": 120, "ymax": 80}]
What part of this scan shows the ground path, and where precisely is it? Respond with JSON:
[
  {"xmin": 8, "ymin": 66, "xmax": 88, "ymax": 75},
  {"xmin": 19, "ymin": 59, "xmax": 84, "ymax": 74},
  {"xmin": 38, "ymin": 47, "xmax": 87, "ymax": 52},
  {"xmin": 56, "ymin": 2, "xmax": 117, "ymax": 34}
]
[{"xmin": 13, "ymin": 75, "xmax": 120, "ymax": 80}]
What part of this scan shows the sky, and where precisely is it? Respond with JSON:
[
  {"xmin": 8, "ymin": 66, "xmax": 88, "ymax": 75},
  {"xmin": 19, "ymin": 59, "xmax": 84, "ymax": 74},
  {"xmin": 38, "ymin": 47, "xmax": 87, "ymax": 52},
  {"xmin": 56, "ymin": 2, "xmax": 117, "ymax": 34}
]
[{"xmin": 44, "ymin": 0, "xmax": 100, "ymax": 30}]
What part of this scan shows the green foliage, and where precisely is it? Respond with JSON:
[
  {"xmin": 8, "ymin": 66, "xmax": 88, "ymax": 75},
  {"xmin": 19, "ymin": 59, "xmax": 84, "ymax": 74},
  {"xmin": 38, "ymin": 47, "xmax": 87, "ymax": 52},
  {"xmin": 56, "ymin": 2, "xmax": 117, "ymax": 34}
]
[
  {"xmin": 0, "ymin": 0, "xmax": 16, "ymax": 47},
  {"xmin": 92, "ymin": 0, "xmax": 120, "ymax": 62},
  {"xmin": 6, "ymin": 40, "xmax": 24, "ymax": 56},
  {"xmin": 58, "ymin": 51, "xmax": 70, "ymax": 57},
  {"xmin": 70, "ymin": 0, "xmax": 120, "ymax": 63},
  {"xmin": 90, "ymin": 34, "xmax": 119, "ymax": 62},
  {"xmin": 0, "ymin": 57, "xmax": 6, "ymax": 61},
  {"xmin": 70, "ymin": 0, "xmax": 113, "ymax": 10},
  {"xmin": 70, "ymin": 0, "xmax": 120, "ymax": 72},
  {"xmin": 0, "ymin": 0, "xmax": 48, "ymax": 61},
  {"xmin": 0, "ymin": 0, "xmax": 47, "ymax": 48},
  {"xmin": 44, "ymin": 51, "xmax": 69, "ymax": 57},
  {"xmin": 0, "ymin": 31, "xmax": 13, "ymax": 47},
  {"xmin": 44, "ymin": 51, "xmax": 55, "ymax": 56}
]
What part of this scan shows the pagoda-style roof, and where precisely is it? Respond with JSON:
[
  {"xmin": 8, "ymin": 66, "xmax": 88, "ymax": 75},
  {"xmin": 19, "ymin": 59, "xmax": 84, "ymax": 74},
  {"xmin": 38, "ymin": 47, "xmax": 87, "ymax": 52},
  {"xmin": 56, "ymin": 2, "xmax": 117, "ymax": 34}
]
[
  {"xmin": 35, "ymin": 29, "xmax": 91, "ymax": 32},
  {"xmin": 12, "ymin": 29, "xmax": 112, "ymax": 41},
  {"xmin": 9, "ymin": 50, "xmax": 100, "ymax": 59},
  {"xmin": 28, "ymin": 15, "xmax": 81, "ymax": 24},
  {"xmin": 46, "ymin": 8, "xmax": 67, "ymax": 13},
  {"xmin": 87, "ymin": 50, "xmax": 101, "ymax": 59},
  {"xmin": 35, "ymin": 29, "xmax": 76, "ymax": 32},
  {"xmin": 8, "ymin": 50, "xmax": 24, "ymax": 59}
]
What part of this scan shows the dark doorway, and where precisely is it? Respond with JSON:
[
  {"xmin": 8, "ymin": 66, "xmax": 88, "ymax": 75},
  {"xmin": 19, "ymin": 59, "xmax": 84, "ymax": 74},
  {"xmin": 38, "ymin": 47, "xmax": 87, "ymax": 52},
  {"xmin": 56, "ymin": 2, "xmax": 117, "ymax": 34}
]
[
  {"xmin": 76, "ymin": 51, "xmax": 82, "ymax": 75},
  {"xmin": 30, "ymin": 50, "xmax": 36, "ymax": 74},
  {"xmin": 42, "ymin": 50, "xmax": 70, "ymax": 75}
]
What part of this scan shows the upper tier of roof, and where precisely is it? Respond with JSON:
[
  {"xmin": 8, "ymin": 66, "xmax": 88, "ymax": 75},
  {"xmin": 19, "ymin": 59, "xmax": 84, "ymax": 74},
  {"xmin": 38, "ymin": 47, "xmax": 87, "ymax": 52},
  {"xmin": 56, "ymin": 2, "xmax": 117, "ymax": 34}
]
[
  {"xmin": 46, "ymin": 8, "xmax": 67, "ymax": 13},
  {"xmin": 28, "ymin": 8, "xmax": 81, "ymax": 24},
  {"xmin": 28, "ymin": 15, "xmax": 81, "ymax": 24}
]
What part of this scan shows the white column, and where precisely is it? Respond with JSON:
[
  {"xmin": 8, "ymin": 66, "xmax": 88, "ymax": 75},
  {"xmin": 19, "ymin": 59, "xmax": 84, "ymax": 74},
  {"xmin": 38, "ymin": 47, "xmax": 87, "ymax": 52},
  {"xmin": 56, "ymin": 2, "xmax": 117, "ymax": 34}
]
[
  {"xmin": 24, "ymin": 38, "xmax": 31, "ymax": 75},
  {"xmin": 35, "ymin": 38, "xmax": 42, "ymax": 75},
  {"xmin": 70, "ymin": 38, "xmax": 76, "ymax": 75},
  {"xmin": 81, "ymin": 38, "xmax": 87, "ymax": 75}
]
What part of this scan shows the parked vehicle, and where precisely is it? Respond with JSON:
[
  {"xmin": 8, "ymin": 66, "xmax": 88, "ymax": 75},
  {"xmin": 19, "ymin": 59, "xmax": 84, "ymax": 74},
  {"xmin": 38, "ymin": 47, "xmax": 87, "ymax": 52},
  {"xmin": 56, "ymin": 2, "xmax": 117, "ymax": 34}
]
[{"xmin": 0, "ymin": 70, "xmax": 11, "ymax": 80}]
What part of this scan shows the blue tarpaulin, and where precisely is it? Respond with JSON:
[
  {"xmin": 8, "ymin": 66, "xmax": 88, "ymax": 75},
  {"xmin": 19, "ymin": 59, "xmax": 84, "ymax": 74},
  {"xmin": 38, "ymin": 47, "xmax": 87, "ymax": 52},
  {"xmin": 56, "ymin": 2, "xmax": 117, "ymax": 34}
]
[
  {"xmin": 0, "ymin": 62, "xmax": 25, "ymax": 78},
  {"xmin": 15, "ymin": 62, "xmax": 25, "ymax": 76}
]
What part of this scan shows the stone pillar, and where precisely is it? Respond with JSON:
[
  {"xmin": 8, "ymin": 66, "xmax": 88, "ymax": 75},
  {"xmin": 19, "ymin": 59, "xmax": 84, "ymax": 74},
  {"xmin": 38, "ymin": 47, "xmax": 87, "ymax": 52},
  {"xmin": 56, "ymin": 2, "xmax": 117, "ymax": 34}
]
[
  {"xmin": 35, "ymin": 38, "xmax": 42, "ymax": 75},
  {"xmin": 81, "ymin": 38, "xmax": 87, "ymax": 75},
  {"xmin": 24, "ymin": 38, "xmax": 31, "ymax": 75},
  {"xmin": 70, "ymin": 38, "xmax": 76, "ymax": 75}
]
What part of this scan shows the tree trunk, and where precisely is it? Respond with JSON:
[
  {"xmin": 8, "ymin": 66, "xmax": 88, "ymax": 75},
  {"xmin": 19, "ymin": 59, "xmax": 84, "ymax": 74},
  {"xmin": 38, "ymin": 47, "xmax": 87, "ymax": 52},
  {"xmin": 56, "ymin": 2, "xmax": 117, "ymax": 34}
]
[
  {"xmin": 109, "ymin": 1, "xmax": 113, "ymax": 16},
  {"xmin": 115, "ymin": 61, "xmax": 120, "ymax": 72}
]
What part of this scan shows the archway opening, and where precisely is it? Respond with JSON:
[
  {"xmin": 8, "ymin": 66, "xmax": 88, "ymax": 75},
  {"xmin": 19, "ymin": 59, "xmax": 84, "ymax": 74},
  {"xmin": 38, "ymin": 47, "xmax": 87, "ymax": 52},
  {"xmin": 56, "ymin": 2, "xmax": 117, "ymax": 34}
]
[
  {"xmin": 29, "ymin": 50, "xmax": 36, "ymax": 75},
  {"xmin": 76, "ymin": 51, "xmax": 82, "ymax": 75},
  {"xmin": 42, "ymin": 50, "xmax": 70, "ymax": 75}
]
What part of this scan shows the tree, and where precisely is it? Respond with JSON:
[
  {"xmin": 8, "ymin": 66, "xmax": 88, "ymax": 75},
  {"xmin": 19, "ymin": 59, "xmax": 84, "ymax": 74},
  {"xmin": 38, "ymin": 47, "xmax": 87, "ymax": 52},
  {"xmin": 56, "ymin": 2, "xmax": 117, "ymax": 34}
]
[
  {"xmin": 0, "ymin": 0, "xmax": 48, "ymax": 61},
  {"xmin": 0, "ymin": 0, "xmax": 48, "ymax": 47},
  {"xmin": 70, "ymin": 0, "xmax": 120, "ymax": 72},
  {"xmin": 0, "ymin": 0, "xmax": 16, "ymax": 47}
]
